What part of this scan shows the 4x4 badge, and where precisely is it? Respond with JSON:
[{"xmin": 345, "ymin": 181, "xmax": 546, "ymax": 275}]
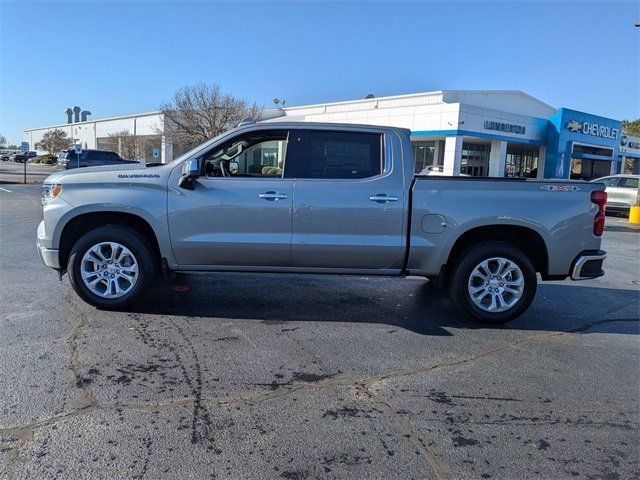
[{"xmin": 540, "ymin": 185, "xmax": 581, "ymax": 192}]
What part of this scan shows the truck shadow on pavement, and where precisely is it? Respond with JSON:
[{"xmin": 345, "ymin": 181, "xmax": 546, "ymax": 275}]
[{"xmin": 128, "ymin": 273, "xmax": 640, "ymax": 336}]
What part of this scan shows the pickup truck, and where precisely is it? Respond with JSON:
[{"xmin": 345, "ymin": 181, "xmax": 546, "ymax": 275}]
[{"xmin": 37, "ymin": 121, "xmax": 608, "ymax": 323}]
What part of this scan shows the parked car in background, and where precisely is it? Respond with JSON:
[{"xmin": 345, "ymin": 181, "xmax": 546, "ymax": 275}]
[
  {"xmin": 13, "ymin": 151, "xmax": 38, "ymax": 163},
  {"xmin": 1, "ymin": 151, "xmax": 18, "ymax": 161},
  {"xmin": 57, "ymin": 149, "xmax": 138, "ymax": 170},
  {"xmin": 591, "ymin": 174, "xmax": 639, "ymax": 215},
  {"xmin": 419, "ymin": 165, "xmax": 471, "ymax": 177}
]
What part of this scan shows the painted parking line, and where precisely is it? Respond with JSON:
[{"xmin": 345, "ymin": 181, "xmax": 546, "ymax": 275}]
[{"xmin": 0, "ymin": 187, "xmax": 13, "ymax": 193}]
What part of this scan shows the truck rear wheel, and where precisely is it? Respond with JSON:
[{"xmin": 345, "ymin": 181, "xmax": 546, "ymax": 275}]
[
  {"xmin": 68, "ymin": 225, "xmax": 156, "ymax": 310},
  {"xmin": 449, "ymin": 242, "xmax": 536, "ymax": 323}
]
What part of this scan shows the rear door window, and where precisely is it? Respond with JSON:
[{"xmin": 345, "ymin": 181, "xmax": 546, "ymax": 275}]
[
  {"xmin": 291, "ymin": 130, "xmax": 383, "ymax": 179},
  {"xmin": 620, "ymin": 177, "xmax": 639, "ymax": 189},
  {"xmin": 85, "ymin": 151, "xmax": 101, "ymax": 163}
]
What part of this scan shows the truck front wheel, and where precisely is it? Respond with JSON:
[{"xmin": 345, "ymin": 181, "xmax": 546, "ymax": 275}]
[
  {"xmin": 449, "ymin": 242, "xmax": 537, "ymax": 323},
  {"xmin": 68, "ymin": 225, "xmax": 156, "ymax": 310}
]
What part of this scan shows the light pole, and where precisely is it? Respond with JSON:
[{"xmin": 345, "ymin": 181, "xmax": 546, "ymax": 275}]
[{"xmin": 629, "ymin": 22, "xmax": 640, "ymax": 224}]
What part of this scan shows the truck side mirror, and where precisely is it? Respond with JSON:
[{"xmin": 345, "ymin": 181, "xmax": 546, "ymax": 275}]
[{"xmin": 179, "ymin": 158, "xmax": 201, "ymax": 190}]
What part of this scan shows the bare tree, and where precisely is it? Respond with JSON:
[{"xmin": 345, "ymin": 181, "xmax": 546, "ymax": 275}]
[
  {"xmin": 0, "ymin": 133, "xmax": 6, "ymax": 147},
  {"xmin": 159, "ymin": 83, "xmax": 262, "ymax": 149},
  {"xmin": 107, "ymin": 130, "xmax": 153, "ymax": 160},
  {"xmin": 36, "ymin": 129, "xmax": 71, "ymax": 154}
]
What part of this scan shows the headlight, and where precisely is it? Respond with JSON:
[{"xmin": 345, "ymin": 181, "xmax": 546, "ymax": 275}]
[{"xmin": 41, "ymin": 183, "xmax": 62, "ymax": 205}]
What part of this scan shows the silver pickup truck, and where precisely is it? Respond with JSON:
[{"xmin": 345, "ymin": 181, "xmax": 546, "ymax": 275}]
[{"xmin": 37, "ymin": 121, "xmax": 607, "ymax": 323}]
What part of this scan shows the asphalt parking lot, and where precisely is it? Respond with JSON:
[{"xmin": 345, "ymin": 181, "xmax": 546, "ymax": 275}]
[{"xmin": 1, "ymin": 185, "xmax": 638, "ymax": 479}]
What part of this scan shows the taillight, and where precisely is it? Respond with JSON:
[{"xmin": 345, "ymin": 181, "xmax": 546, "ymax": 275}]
[{"xmin": 591, "ymin": 190, "xmax": 607, "ymax": 236}]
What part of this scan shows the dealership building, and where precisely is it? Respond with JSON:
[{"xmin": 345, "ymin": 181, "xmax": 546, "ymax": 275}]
[{"xmin": 24, "ymin": 90, "xmax": 640, "ymax": 179}]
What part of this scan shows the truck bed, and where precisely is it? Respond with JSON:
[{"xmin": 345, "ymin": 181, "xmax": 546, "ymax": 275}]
[{"xmin": 406, "ymin": 176, "xmax": 605, "ymax": 278}]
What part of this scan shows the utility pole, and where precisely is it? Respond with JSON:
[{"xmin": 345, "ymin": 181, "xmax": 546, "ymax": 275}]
[{"xmin": 628, "ymin": 21, "xmax": 639, "ymax": 224}]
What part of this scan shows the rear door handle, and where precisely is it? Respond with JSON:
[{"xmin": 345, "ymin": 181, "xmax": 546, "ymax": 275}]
[
  {"xmin": 369, "ymin": 194, "xmax": 399, "ymax": 203},
  {"xmin": 258, "ymin": 191, "xmax": 288, "ymax": 201}
]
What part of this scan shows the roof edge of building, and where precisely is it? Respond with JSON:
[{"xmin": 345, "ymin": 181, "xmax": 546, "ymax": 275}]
[
  {"xmin": 282, "ymin": 90, "xmax": 445, "ymax": 111},
  {"xmin": 24, "ymin": 110, "xmax": 163, "ymax": 133},
  {"xmin": 282, "ymin": 89, "xmax": 556, "ymax": 113}
]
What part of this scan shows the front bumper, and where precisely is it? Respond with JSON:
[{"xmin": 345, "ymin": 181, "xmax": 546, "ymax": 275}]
[
  {"xmin": 37, "ymin": 220, "xmax": 60, "ymax": 269},
  {"xmin": 570, "ymin": 250, "xmax": 606, "ymax": 280},
  {"xmin": 37, "ymin": 243, "xmax": 60, "ymax": 269}
]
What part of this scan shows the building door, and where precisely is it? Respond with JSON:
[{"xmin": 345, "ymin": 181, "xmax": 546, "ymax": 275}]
[
  {"xmin": 505, "ymin": 145, "xmax": 539, "ymax": 178},
  {"xmin": 570, "ymin": 158, "xmax": 612, "ymax": 180},
  {"xmin": 461, "ymin": 143, "xmax": 489, "ymax": 176}
]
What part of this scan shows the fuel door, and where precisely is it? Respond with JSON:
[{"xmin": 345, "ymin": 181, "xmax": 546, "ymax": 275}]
[{"xmin": 421, "ymin": 214, "xmax": 447, "ymax": 234}]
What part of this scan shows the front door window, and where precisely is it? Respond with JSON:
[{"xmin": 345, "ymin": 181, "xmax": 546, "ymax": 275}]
[{"xmin": 202, "ymin": 130, "xmax": 288, "ymax": 177}]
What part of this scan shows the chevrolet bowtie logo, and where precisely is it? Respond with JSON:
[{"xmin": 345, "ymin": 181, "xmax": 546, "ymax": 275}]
[{"xmin": 566, "ymin": 120, "xmax": 583, "ymax": 132}]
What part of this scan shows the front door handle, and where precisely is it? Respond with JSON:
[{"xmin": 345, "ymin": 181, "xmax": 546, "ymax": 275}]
[
  {"xmin": 369, "ymin": 194, "xmax": 399, "ymax": 203},
  {"xmin": 258, "ymin": 191, "xmax": 288, "ymax": 201}
]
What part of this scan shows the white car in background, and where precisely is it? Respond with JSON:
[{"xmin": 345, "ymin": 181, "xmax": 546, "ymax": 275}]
[
  {"xmin": 592, "ymin": 174, "xmax": 639, "ymax": 215},
  {"xmin": 419, "ymin": 165, "xmax": 471, "ymax": 176}
]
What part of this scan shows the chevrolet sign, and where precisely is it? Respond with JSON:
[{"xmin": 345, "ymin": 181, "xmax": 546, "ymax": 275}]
[{"xmin": 565, "ymin": 120, "xmax": 619, "ymax": 140}]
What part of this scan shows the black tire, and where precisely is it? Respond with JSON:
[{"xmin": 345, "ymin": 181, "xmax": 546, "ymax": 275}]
[
  {"xmin": 449, "ymin": 241, "xmax": 537, "ymax": 323},
  {"xmin": 68, "ymin": 225, "xmax": 157, "ymax": 310}
]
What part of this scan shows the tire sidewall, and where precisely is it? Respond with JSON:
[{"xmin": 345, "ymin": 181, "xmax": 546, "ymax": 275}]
[
  {"xmin": 68, "ymin": 226, "xmax": 156, "ymax": 310},
  {"xmin": 451, "ymin": 242, "xmax": 537, "ymax": 323}
]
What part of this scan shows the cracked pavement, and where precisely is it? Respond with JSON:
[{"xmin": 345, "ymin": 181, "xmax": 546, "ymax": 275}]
[{"xmin": 1, "ymin": 185, "xmax": 639, "ymax": 479}]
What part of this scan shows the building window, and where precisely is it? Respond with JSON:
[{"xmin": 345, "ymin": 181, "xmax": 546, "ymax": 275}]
[
  {"xmin": 412, "ymin": 140, "xmax": 436, "ymax": 174},
  {"xmin": 461, "ymin": 143, "xmax": 489, "ymax": 177},
  {"xmin": 505, "ymin": 146, "xmax": 539, "ymax": 178}
]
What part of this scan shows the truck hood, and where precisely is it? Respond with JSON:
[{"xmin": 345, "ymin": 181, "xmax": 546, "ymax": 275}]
[{"xmin": 44, "ymin": 162, "xmax": 166, "ymax": 184}]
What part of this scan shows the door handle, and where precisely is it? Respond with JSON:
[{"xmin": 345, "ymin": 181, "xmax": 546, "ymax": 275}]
[
  {"xmin": 369, "ymin": 194, "xmax": 399, "ymax": 203},
  {"xmin": 258, "ymin": 191, "xmax": 288, "ymax": 201}
]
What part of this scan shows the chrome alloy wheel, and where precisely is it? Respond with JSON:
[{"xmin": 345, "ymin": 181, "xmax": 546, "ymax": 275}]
[
  {"xmin": 80, "ymin": 242, "xmax": 139, "ymax": 299},
  {"xmin": 467, "ymin": 257, "xmax": 525, "ymax": 313}
]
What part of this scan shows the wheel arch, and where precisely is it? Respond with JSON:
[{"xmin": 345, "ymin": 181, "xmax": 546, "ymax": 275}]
[
  {"xmin": 446, "ymin": 224, "xmax": 549, "ymax": 279},
  {"xmin": 58, "ymin": 211, "xmax": 162, "ymax": 271}
]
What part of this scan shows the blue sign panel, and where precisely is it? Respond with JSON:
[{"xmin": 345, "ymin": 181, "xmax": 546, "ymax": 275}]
[{"xmin": 544, "ymin": 108, "xmax": 622, "ymax": 179}]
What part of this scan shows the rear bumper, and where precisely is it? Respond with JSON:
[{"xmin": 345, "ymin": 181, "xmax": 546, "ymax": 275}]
[{"xmin": 570, "ymin": 250, "xmax": 606, "ymax": 280}]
